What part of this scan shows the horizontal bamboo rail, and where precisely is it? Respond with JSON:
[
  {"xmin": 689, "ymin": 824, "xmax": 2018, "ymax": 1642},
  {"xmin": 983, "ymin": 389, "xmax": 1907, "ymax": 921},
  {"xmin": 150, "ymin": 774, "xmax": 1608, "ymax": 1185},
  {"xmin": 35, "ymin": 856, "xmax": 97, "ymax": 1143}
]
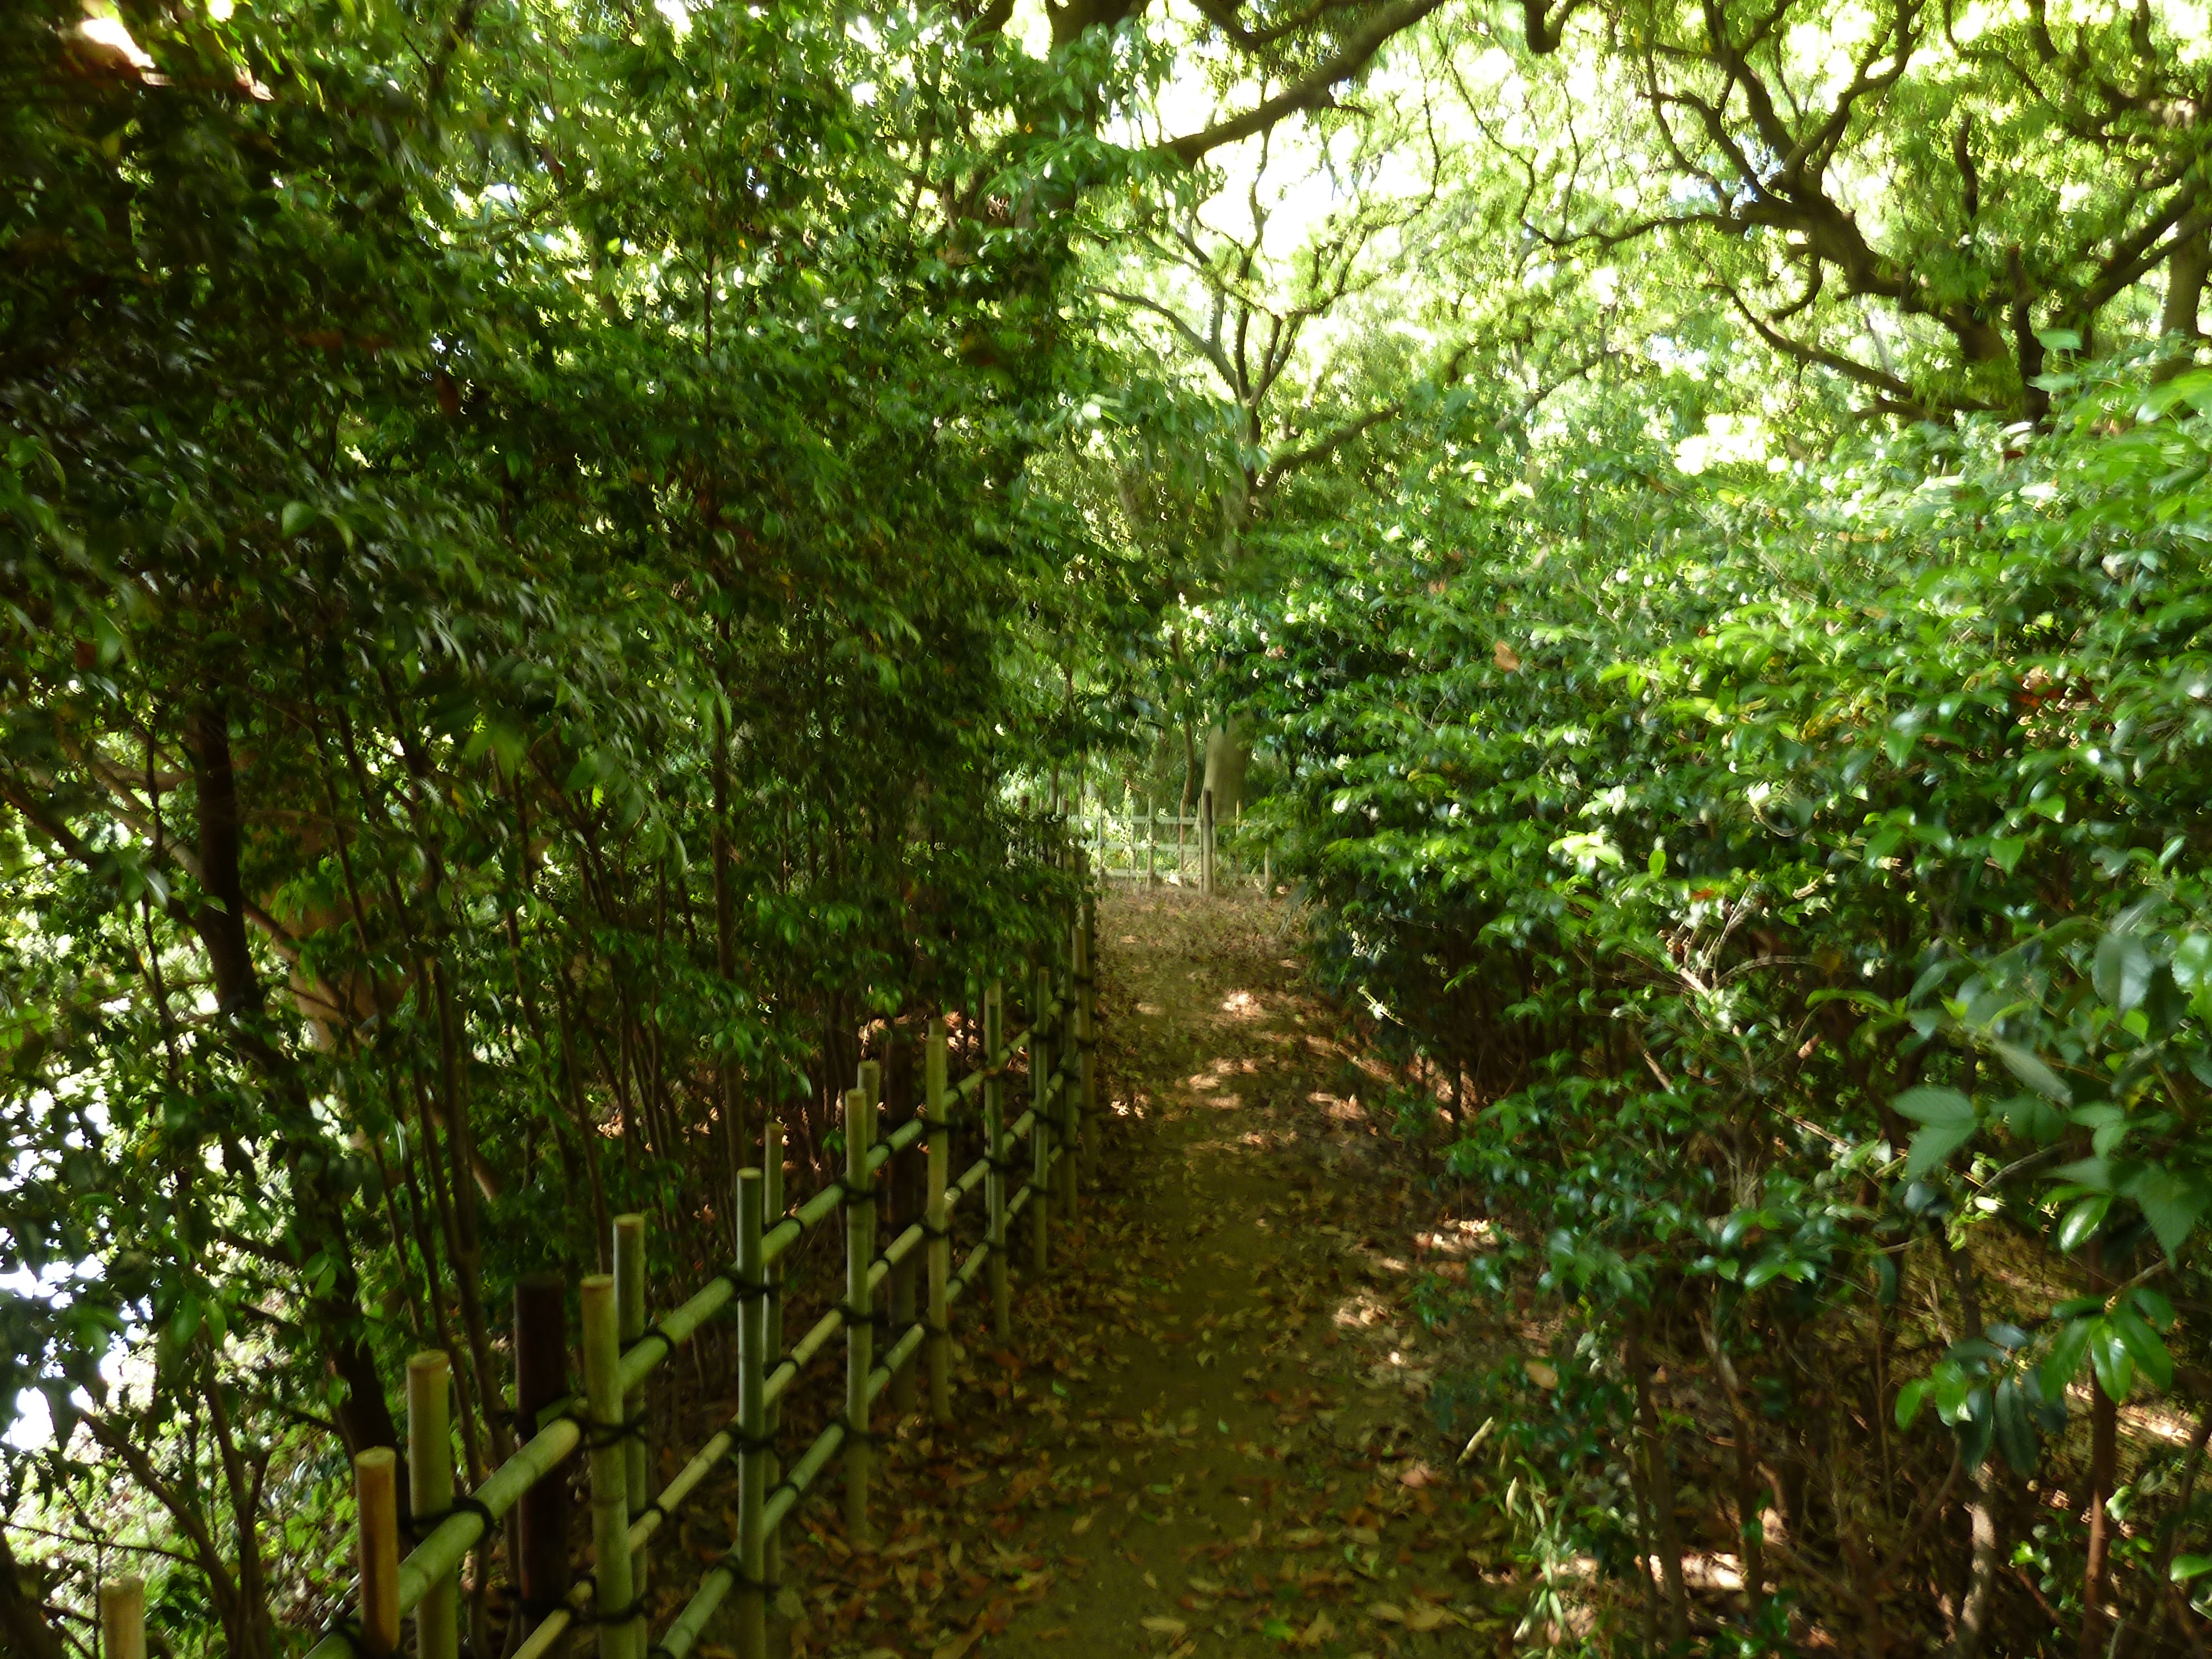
[{"xmin": 305, "ymin": 885, "xmax": 1097, "ymax": 1659}]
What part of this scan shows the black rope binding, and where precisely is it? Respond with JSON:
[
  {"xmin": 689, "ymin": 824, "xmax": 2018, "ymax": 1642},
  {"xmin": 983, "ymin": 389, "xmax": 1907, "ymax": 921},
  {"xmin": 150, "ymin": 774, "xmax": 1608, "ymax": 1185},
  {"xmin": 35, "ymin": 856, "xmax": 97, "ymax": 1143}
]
[
  {"xmin": 575, "ymin": 1591, "xmax": 649, "ymax": 1630},
  {"xmin": 583, "ymin": 1410, "xmax": 649, "ymax": 1452},
  {"xmin": 403, "ymin": 1491, "xmax": 498, "ymax": 1545},
  {"xmin": 838, "ymin": 1302, "xmax": 892, "ymax": 1331}
]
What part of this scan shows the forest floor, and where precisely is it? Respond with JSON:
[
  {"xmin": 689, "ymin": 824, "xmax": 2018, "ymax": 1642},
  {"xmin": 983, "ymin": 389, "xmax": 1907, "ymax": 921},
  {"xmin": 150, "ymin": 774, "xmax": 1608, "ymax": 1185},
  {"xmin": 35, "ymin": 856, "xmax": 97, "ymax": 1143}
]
[{"xmin": 699, "ymin": 888, "xmax": 1521, "ymax": 1659}]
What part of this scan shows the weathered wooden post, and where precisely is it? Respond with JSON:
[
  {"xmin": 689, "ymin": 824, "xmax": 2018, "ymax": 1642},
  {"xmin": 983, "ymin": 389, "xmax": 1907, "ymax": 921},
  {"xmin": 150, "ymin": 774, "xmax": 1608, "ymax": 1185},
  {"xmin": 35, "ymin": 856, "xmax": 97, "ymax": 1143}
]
[
  {"xmin": 1146, "ymin": 804, "xmax": 1157, "ymax": 885},
  {"xmin": 1031, "ymin": 964, "xmax": 1053, "ymax": 1274},
  {"xmin": 99, "ymin": 1578, "xmax": 145, "ymax": 1659},
  {"xmin": 983, "ymin": 983, "xmax": 1011, "ymax": 1341},
  {"xmin": 354, "ymin": 1447, "xmax": 401, "ymax": 1657},
  {"xmin": 613, "ymin": 1213, "xmax": 649, "ymax": 1600},
  {"xmin": 886, "ymin": 1030, "xmax": 921, "ymax": 1418},
  {"xmin": 514, "ymin": 1275, "xmax": 571, "ymax": 1658},
  {"xmin": 843, "ymin": 1081, "xmax": 875, "ymax": 1543},
  {"xmin": 406, "ymin": 1351, "xmax": 459, "ymax": 1659},
  {"xmin": 762, "ymin": 1117, "xmax": 787, "ymax": 1608},
  {"xmin": 925, "ymin": 1018, "xmax": 953, "ymax": 1424},
  {"xmin": 734, "ymin": 1165, "xmax": 768, "ymax": 1659},
  {"xmin": 581, "ymin": 1274, "xmax": 639, "ymax": 1659}
]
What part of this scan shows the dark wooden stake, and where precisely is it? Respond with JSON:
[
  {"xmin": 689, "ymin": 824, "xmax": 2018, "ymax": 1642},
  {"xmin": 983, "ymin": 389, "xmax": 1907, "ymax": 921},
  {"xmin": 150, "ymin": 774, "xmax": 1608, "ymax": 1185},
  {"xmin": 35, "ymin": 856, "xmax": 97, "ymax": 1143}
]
[{"xmin": 514, "ymin": 1274, "xmax": 572, "ymax": 1657}]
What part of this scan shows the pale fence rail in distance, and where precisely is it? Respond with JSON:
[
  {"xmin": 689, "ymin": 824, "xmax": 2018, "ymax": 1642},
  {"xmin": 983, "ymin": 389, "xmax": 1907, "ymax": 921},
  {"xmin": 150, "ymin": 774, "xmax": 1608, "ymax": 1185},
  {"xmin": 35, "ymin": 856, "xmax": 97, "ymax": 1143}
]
[
  {"xmin": 96, "ymin": 881, "xmax": 1103, "ymax": 1659},
  {"xmin": 1074, "ymin": 787, "xmax": 1273, "ymax": 895}
]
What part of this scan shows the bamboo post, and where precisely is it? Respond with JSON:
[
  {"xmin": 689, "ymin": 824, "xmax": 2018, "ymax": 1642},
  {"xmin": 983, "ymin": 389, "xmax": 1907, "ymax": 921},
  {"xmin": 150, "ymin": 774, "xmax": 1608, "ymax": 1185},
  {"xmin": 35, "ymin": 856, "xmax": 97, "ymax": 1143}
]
[
  {"xmin": 843, "ymin": 1083, "xmax": 875, "ymax": 1543},
  {"xmin": 99, "ymin": 1578, "xmax": 145, "ymax": 1659},
  {"xmin": 514, "ymin": 1274, "xmax": 571, "ymax": 1657},
  {"xmin": 925, "ymin": 1017, "xmax": 952, "ymax": 1423},
  {"xmin": 1146, "ymin": 805, "xmax": 1156, "ymax": 885},
  {"xmin": 762, "ymin": 1117, "xmax": 786, "ymax": 1611},
  {"xmin": 1031, "ymin": 965, "xmax": 1053, "ymax": 1275},
  {"xmin": 613, "ymin": 1213, "xmax": 649, "ymax": 1600},
  {"xmin": 886, "ymin": 1032, "xmax": 920, "ymax": 1418},
  {"xmin": 406, "ymin": 1352, "xmax": 458, "ymax": 1659},
  {"xmin": 355, "ymin": 1447, "xmax": 401, "ymax": 1657},
  {"xmin": 581, "ymin": 1274, "xmax": 640, "ymax": 1659},
  {"xmin": 983, "ymin": 983, "xmax": 1010, "ymax": 1341},
  {"xmin": 734, "ymin": 1165, "xmax": 767, "ymax": 1659}
]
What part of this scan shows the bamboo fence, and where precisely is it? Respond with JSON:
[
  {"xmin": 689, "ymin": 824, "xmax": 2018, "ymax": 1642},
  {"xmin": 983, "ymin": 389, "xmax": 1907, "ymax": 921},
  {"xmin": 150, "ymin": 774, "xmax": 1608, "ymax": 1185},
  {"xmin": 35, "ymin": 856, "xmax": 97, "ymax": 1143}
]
[
  {"xmin": 1071, "ymin": 790, "xmax": 1273, "ymax": 894},
  {"xmin": 83, "ymin": 884, "xmax": 1104, "ymax": 1659}
]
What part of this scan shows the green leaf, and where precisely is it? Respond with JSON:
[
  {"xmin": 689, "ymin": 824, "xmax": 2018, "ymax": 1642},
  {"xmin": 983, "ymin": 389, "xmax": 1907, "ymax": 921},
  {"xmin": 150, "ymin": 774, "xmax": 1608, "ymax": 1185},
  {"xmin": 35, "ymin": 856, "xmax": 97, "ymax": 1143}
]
[
  {"xmin": 2111, "ymin": 1307, "xmax": 2174, "ymax": 1392},
  {"xmin": 281, "ymin": 499, "xmax": 316, "ymax": 537},
  {"xmin": 1994, "ymin": 1379, "xmax": 2039, "ymax": 1475},
  {"xmin": 1907, "ymin": 1120, "xmax": 1977, "ymax": 1177},
  {"xmin": 2126, "ymin": 1167, "xmax": 2206, "ymax": 1258},
  {"xmin": 2057, "ymin": 1194, "xmax": 2111, "ymax": 1253},
  {"xmin": 1992, "ymin": 1041, "xmax": 2070, "ymax": 1104},
  {"xmin": 2091, "ymin": 1321, "xmax": 2137, "ymax": 1402},
  {"xmin": 2173, "ymin": 934, "xmax": 2212, "ymax": 994},
  {"xmin": 2129, "ymin": 1287, "xmax": 2177, "ymax": 1331},
  {"xmin": 2094, "ymin": 931, "xmax": 2154, "ymax": 1013},
  {"xmin": 1987, "ymin": 836, "xmax": 2027, "ymax": 874},
  {"xmin": 2171, "ymin": 1555, "xmax": 2212, "ymax": 1584},
  {"xmin": 1893, "ymin": 1086, "xmax": 1975, "ymax": 1126},
  {"xmin": 1895, "ymin": 1377, "xmax": 1929, "ymax": 1430},
  {"xmin": 2042, "ymin": 1317, "xmax": 2094, "ymax": 1399}
]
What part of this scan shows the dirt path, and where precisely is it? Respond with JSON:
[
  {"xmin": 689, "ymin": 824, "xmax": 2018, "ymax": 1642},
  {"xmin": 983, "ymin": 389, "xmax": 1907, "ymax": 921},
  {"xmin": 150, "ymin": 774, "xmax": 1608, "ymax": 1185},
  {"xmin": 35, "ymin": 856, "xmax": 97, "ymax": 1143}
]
[{"xmin": 741, "ymin": 890, "xmax": 1514, "ymax": 1659}]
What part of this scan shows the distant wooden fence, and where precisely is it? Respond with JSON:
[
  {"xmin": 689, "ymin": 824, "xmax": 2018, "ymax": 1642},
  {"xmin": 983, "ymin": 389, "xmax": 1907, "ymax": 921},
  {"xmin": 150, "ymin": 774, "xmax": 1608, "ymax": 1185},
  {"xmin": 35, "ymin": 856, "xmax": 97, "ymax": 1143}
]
[
  {"xmin": 99, "ymin": 884, "xmax": 1099, "ymax": 1659},
  {"xmin": 1074, "ymin": 787, "xmax": 1271, "ymax": 894}
]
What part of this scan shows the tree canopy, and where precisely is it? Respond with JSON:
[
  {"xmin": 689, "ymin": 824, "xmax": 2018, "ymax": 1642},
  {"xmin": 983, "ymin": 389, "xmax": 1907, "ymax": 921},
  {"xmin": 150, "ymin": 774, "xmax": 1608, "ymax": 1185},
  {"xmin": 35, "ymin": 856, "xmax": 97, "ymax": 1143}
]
[{"xmin": 7, "ymin": 0, "xmax": 2212, "ymax": 1651}]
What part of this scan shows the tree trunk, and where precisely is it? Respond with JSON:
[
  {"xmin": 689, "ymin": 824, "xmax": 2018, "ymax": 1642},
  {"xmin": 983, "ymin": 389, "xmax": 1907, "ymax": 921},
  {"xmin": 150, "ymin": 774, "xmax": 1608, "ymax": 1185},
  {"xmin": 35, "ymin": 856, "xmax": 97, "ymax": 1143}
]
[
  {"xmin": 2163, "ymin": 218, "xmax": 2209, "ymax": 340},
  {"xmin": 0, "ymin": 1530, "xmax": 66, "ymax": 1659},
  {"xmin": 1201, "ymin": 719, "xmax": 1251, "ymax": 822}
]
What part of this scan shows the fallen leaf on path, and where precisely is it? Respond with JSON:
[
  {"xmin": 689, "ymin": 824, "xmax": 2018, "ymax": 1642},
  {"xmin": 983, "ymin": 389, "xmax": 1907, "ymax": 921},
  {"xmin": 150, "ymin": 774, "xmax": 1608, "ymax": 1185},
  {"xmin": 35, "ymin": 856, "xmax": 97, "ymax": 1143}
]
[
  {"xmin": 930, "ymin": 1631, "xmax": 979, "ymax": 1659},
  {"xmin": 1141, "ymin": 1615, "xmax": 1189, "ymax": 1639},
  {"xmin": 1403, "ymin": 1602, "xmax": 1460, "ymax": 1631},
  {"xmin": 1525, "ymin": 1358, "xmax": 1559, "ymax": 1389}
]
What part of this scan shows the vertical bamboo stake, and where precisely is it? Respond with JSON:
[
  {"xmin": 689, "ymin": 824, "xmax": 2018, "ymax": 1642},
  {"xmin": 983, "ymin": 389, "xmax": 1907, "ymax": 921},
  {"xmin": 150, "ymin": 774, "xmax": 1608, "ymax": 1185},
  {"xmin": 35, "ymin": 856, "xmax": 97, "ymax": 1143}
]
[
  {"xmin": 762, "ymin": 1117, "xmax": 786, "ymax": 1611},
  {"xmin": 355, "ymin": 1447, "xmax": 401, "ymax": 1657},
  {"xmin": 734, "ymin": 1166, "xmax": 767, "ymax": 1659},
  {"xmin": 581, "ymin": 1275, "xmax": 639, "ymax": 1659},
  {"xmin": 613, "ymin": 1213, "xmax": 649, "ymax": 1601},
  {"xmin": 843, "ymin": 1083, "xmax": 874, "ymax": 1543},
  {"xmin": 514, "ymin": 1274, "xmax": 571, "ymax": 1659},
  {"xmin": 1031, "ymin": 965, "xmax": 1052, "ymax": 1274},
  {"xmin": 407, "ymin": 1351, "xmax": 458, "ymax": 1659},
  {"xmin": 99, "ymin": 1578, "xmax": 145, "ymax": 1659},
  {"xmin": 925, "ymin": 1017, "xmax": 952, "ymax": 1423},
  {"xmin": 886, "ymin": 1034, "xmax": 920, "ymax": 1418},
  {"xmin": 983, "ymin": 983, "xmax": 1010, "ymax": 1340}
]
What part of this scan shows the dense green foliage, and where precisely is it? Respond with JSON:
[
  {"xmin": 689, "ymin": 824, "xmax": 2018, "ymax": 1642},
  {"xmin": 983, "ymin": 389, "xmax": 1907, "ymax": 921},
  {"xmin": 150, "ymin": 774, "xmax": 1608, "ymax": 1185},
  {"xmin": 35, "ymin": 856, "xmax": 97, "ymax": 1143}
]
[{"xmin": 8, "ymin": 0, "xmax": 2212, "ymax": 1648}]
